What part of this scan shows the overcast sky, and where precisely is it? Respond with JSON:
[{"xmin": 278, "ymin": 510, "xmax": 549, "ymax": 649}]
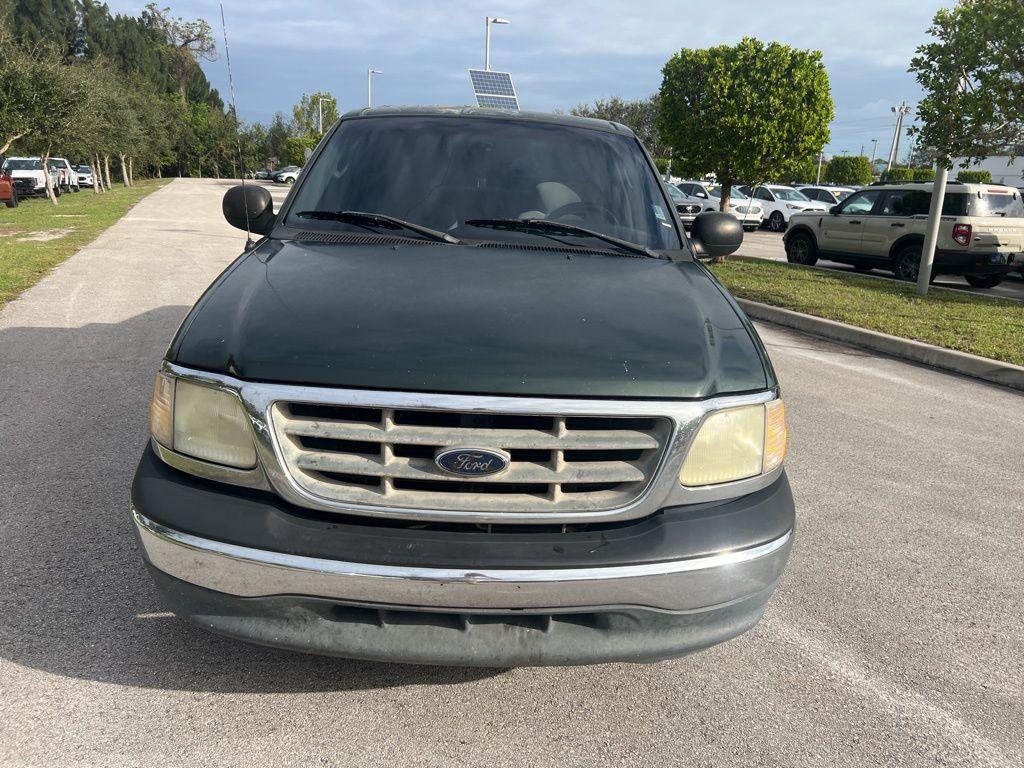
[{"xmin": 107, "ymin": 0, "xmax": 946, "ymax": 157}]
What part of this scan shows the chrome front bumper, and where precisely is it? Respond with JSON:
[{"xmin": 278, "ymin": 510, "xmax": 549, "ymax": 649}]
[{"xmin": 134, "ymin": 508, "xmax": 792, "ymax": 613}]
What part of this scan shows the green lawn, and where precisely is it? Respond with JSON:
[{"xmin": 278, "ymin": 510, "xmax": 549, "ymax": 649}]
[
  {"xmin": 0, "ymin": 179, "xmax": 168, "ymax": 307},
  {"xmin": 710, "ymin": 256, "xmax": 1024, "ymax": 366}
]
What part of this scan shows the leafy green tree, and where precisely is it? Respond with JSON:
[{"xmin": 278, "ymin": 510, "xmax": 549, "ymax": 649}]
[
  {"xmin": 789, "ymin": 155, "xmax": 823, "ymax": 184},
  {"xmin": 18, "ymin": 44, "xmax": 91, "ymax": 202},
  {"xmin": 266, "ymin": 112, "xmax": 290, "ymax": 164},
  {"xmin": 0, "ymin": 30, "xmax": 46, "ymax": 154},
  {"xmin": 824, "ymin": 155, "xmax": 873, "ymax": 185},
  {"xmin": 910, "ymin": 0, "xmax": 1023, "ymax": 166},
  {"xmin": 281, "ymin": 136, "xmax": 317, "ymax": 167},
  {"xmin": 291, "ymin": 92, "xmax": 339, "ymax": 139},
  {"xmin": 571, "ymin": 95, "xmax": 671, "ymax": 159},
  {"xmin": 658, "ymin": 37, "xmax": 833, "ymax": 219}
]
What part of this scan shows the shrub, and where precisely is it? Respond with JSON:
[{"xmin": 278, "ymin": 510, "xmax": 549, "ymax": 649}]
[
  {"xmin": 884, "ymin": 167, "xmax": 915, "ymax": 182},
  {"xmin": 824, "ymin": 155, "xmax": 873, "ymax": 186},
  {"xmin": 913, "ymin": 167, "xmax": 936, "ymax": 182},
  {"xmin": 653, "ymin": 157, "xmax": 671, "ymax": 175},
  {"xmin": 956, "ymin": 169, "xmax": 992, "ymax": 183}
]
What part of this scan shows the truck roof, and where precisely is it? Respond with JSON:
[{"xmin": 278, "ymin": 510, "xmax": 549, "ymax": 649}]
[{"xmin": 338, "ymin": 105, "xmax": 637, "ymax": 137}]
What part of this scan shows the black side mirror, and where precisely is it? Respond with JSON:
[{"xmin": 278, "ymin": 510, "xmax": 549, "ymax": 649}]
[
  {"xmin": 223, "ymin": 184, "xmax": 275, "ymax": 236},
  {"xmin": 690, "ymin": 211, "xmax": 743, "ymax": 259},
  {"xmin": 829, "ymin": 205, "xmax": 841, "ymax": 215}
]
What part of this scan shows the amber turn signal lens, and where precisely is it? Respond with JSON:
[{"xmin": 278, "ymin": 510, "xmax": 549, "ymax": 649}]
[
  {"xmin": 763, "ymin": 399, "xmax": 787, "ymax": 473},
  {"xmin": 149, "ymin": 373, "xmax": 174, "ymax": 449}
]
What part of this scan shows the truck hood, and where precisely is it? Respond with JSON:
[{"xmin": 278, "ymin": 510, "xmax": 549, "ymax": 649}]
[{"xmin": 171, "ymin": 239, "xmax": 771, "ymax": 399}]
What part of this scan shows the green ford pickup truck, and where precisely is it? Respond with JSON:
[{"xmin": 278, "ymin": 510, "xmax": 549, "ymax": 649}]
[{"xmin": 131, "ymin": 107, "xmax": 794, "ymax": 666}]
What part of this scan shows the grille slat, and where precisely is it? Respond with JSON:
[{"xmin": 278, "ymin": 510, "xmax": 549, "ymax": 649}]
[
  {"xmin": 271, "ymin": 402, "xmax": 670, "ymax": 516},
  {"xmin": 276, "ymin": 413, "xmax": 660, "ymax": 450},
  {"xmin": 287, "ymin": 448, "xmax": 646, "ymax": 485}
]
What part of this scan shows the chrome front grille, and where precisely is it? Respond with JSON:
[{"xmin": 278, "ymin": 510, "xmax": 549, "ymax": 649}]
[{"xmin": 271, "ymin": 402, "xmax": 672, "ymax": 513}]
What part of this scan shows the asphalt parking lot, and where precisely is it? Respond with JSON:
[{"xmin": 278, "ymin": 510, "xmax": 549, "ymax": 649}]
[
  {"xmin": 1, "ymin": 178, "xmax": 1022, "ymax": 767},
  {"xmin": 739, "ymin": 229, "xmax": 1024, "ymax": 302}
]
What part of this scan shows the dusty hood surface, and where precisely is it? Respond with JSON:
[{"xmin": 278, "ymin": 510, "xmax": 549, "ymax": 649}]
[{"xmin": 171, "ymin": 240, "xmax": 771, "ymax": 399}]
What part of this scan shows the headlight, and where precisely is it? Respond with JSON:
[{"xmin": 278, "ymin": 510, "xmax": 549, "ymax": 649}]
[
  {"xmin": 149, "ymin": 373, "xmax": 257, "ymax": 468},
  {"xmin": 679, "ymin": 400, "xmax": 787, "ymax": 486},
  {"xmin": 786, "ymin": 203, "xmax": 801, "ymax": 210}
]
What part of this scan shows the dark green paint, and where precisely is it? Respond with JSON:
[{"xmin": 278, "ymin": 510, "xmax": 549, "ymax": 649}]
[{"xmin": 170, "ymin": 240, "xmax": 771, "ymax": 400}]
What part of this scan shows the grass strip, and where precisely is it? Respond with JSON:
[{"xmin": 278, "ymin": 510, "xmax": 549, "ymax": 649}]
[
  {"xmin": 0, "ymin": 179, "xmax": 169, "ymax": 308},
  {"xmin": 710, "ymin": 256, "xmax": 1024, "ymax": 366}
]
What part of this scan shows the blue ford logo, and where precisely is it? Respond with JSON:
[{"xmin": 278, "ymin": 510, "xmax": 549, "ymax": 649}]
[{"xmin": 434, "ymin": 447, "xmax": 511, "ymax": 477}]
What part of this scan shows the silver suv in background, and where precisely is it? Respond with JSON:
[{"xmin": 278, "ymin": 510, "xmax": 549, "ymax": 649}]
[
  {"xmin": 675, "ymin": 180, "xmax": 764, "ymax": 231},
  {"xmin": 784, "ymin": 182, "xmax": 1024, "ymax": 287}
]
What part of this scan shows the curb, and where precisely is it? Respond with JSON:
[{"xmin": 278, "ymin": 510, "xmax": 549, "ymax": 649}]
[{"xmin": 736, "ymin": 298, "xmax": 1024, "ymax": 392}]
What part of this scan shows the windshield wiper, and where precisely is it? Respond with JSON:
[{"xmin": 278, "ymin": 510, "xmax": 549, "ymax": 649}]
[
  {"xmin": 464, "ymin": 218, "xmax": 662, "ymax": 258},
  {"xmin": 295, "ymin": 210, "xmax": 461, "ymax": 244}
]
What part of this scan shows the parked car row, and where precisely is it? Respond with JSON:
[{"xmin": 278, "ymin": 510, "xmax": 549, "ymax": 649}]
[
  {"xmin": 0, "ymin": 155, "xmax": 92, "ymax": 205},
  {"xmin": 674, "ymin": 180, "xmax": 765, "ymax": 231},
  {"xmin": 252, "ymin": 166, "xmax": 303, "ymax": 184}
]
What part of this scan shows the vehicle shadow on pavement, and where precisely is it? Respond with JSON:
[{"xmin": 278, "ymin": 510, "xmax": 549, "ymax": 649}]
[{"xmin": 0, "ymin": 307, "xmax": 501, "ymax": 692}]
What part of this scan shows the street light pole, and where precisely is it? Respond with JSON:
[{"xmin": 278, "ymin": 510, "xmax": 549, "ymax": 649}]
[
  {"xmin": 887, "ymin": 102, "xmax": 911, "ymax": 171},
  {"xmin": 870, "ymin": 138, "xmax": 878, "ymax": 167},
  {"xmin": 484, "ymin": 17, "xmax": 509, "ymax": 71},
  {"xmin": 317, "ymin": 97, "xmax": 327, "ymax": 135},
  {"xmin": 816, "ymin": 151, "xmax": 824, "ymax": 184},
  {"xmin": 367, "ymin": 69, "xmax": 382, "ymax": 108}
]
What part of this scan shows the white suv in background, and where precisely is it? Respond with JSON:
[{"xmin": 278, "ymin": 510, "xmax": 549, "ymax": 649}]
[
  {"xmin": 750, "ymin": 184, "xmax": 829, "ymax": 231},
  {"xmin": 675, "ymin": 180, "xmax": 764, "ymax": 231}
]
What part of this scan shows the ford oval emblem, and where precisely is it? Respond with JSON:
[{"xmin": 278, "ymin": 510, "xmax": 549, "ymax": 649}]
[{"xmin": 434, "ymin": 447, "xmax": 511, "ymax": 478}]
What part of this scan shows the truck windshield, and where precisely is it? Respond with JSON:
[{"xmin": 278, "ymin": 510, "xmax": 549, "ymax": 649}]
[
  {"xmin": 286, "ymin": 116, "xmax": 680, "ymax": 250},
  {"xmin": 2, "ymin": 159, "xmax": 42, "ymax": 171}
]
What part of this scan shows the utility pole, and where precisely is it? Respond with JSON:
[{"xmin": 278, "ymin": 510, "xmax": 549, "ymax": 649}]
[
  {"xmin": 887, "ymin": 102, "xmax": 911, "ymax": 171},
  {"xmin": 859, "ymin": 144, "xmax": 864, "ymax": 157},
  {"xmin": 484, "ymin": 17, "xmax": 510, "ymax": 71}
]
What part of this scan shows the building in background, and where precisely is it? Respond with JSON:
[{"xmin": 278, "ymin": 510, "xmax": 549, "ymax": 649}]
[{"xmin": 952, "ymin": 156, "xmax": 1024, "ymax": 186}]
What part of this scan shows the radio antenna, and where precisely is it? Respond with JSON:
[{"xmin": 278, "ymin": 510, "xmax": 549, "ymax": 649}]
[{"xmin": 219, "ymin": 1, "xmax": 254, "ymax": 249}]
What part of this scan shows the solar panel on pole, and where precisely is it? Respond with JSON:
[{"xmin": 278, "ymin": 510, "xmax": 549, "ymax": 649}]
[{"xmin": 468, "ymin": 69, "xmax": 520, "ymax": 110}]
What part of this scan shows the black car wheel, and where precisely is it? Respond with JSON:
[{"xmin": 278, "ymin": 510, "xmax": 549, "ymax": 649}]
[
  {"xmin": 4, "ymin": 188, "xmax": 17, "ymax": 208},
  {"xmin": 963, "ymin": 274, "xmax": 1004, "ymax": 289},
  {"xmin": 767, "ymin": 211, "xmax": 786, "ymax": 232},
  {"xmin": 893, "ymin": 245, "xmax": 922, "ymax": 282},
  {"xmin": 785, "ymin": 232, "xmax": 818, "ymax": 266}
]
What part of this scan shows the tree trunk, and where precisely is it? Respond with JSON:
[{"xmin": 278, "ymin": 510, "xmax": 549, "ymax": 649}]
[
  {"xmin": 91, "ymin": 155, "xmax": 101, "ymax": 193},
  {"xmin": 128, "ymin": 156, "xmax": 134, "ymax": 186},
  {"xmin": 119, "ymin": 154, "xmax": 129, "ymax": 186},
  {"xmin": 0, "ymin": 130, "xmax": 30, "ymax": 156},
  {"xmin": 713, "ymin": 180, "xmax": 734, "ymax": 264},
  {"xmin": 42, "ymin": 149, "xmax": 59, "ymax": 206},
  {"xmin": 103, "ymin": 155, "xmax": 112, "ymax": 190}
]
